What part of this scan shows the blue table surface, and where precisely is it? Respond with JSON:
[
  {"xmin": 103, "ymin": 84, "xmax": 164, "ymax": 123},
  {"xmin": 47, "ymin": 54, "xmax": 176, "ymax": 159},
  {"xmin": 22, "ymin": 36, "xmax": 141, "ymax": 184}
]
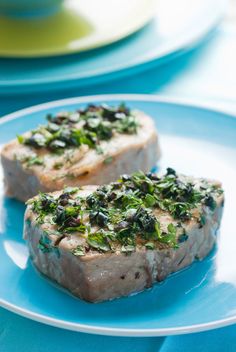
[{"xmin": 1, "ymin": 22, "xmax": 236, "ymax": 352}]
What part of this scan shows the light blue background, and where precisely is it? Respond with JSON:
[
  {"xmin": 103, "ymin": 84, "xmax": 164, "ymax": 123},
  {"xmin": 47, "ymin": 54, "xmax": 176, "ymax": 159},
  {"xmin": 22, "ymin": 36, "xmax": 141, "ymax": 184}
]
[{"xmin": 1, "ymin": 23, "xmax": 236, "ymax": 351}]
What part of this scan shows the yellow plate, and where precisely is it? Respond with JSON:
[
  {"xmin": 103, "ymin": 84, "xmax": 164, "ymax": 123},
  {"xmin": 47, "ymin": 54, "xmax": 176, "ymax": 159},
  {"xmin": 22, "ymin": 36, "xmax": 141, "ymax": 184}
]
[{"xmin": 0, "ymin": 0, "xmax": 156, "ymax": 57}]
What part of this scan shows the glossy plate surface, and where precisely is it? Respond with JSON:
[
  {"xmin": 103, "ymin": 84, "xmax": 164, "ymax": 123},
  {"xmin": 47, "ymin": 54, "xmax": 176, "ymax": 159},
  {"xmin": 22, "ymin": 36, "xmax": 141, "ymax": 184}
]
[
  {"xmin": 0, "ymin": 0, "xmax": 154, "ymax": 58},
  {"xmin": 0, "ymin": 0, "xmax": 226, "ymax": 94},
  {"xmin": 0, "ymin": 95, "xmax": 236, "ymax": 336}
]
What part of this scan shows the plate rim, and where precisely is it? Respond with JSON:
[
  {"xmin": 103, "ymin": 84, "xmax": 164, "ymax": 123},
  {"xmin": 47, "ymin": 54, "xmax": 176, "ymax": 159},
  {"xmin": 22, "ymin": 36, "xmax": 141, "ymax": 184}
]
[
  {"xmin": 1, "ymin": 93, "xmax": 236, "ymax": 336},
  {"xmin": 0, "ymin": 94, "xmax": 236, "ymax": 125},
  {"xmin": 0, "ymin": 0, "xmax": 226, "ymax": 89}
]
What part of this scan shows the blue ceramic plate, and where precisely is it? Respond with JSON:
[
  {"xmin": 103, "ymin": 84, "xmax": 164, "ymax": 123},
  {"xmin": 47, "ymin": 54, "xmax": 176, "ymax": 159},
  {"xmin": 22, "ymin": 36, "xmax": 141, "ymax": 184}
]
[
  {"xmin": 0, "ymin": 0, "xmax": 226, "ymax": 95},
  {"xmin": 1, "ymin": 95, "xmax": 236, "ymax": 336}
]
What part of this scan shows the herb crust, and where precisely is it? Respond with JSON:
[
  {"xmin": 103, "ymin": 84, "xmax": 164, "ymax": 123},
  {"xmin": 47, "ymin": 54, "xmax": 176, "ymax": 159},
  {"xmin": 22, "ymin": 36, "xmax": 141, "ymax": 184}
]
[{"xmin": 26, "ymin": 169, "xmax": 224, "ymax": 256}]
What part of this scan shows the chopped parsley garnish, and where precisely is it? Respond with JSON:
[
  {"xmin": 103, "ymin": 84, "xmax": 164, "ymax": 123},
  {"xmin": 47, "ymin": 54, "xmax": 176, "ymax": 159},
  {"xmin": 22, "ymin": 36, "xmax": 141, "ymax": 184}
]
[
  {"xmin": 17, "ymin": 134, "xmax": 25, "ymax": 144},
  {"xmin": 38, "ymin": 235, "xmax": 52, "ymax": 253},
  {"xmin": 87, "ymin": 232, "xmax": 111, "ymax": 252},
  {"xmin": 103, "ymin": 156, "xmax": 113, "ymax": 164},
  {"xmin": 15, "ymin": 154, "xmax": 44, "ymax": 167},
  {"xmin": 29, "ymin": 169, "xmax": 223, "ymax": 255},
  {"xmin": 72, "ymin": 246, "xmax": 85, "ymax": 256}
]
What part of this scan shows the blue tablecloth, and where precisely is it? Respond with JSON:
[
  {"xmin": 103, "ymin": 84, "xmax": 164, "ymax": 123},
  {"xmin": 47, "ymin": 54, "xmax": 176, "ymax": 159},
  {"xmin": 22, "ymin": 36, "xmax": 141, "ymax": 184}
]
[{"xmin": 1, "ymin": 22, "xmax": 236, "ymax": 352}]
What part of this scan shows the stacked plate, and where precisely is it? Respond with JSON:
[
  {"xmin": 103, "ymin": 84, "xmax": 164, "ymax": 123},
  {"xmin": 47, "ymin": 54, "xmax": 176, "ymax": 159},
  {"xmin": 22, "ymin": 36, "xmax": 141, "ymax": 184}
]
[{"xmin": 0, "ymin": 0, "xmax": 225, "ymax": 95}]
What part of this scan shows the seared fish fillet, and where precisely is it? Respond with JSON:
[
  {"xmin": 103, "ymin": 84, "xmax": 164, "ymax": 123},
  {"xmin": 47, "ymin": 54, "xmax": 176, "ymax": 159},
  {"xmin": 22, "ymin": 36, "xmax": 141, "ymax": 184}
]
[
  {"xmin": 24, "ymin": 169, "xmax": 224, "ymax": 302},
  {"xmin": 1, "ymin": 104, "xmax": 160, "ymax": 202}
]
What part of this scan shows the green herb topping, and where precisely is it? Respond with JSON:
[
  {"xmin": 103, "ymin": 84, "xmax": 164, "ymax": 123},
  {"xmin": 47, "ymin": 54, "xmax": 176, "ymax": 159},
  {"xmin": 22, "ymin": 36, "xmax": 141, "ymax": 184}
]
[
  {"xmin": 18, "ymin": 104, "xmax": 139, "ymax": 154},
  {"xmin": 28, "ymin": 169, "xmax": 223, "ymax": 255}
]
